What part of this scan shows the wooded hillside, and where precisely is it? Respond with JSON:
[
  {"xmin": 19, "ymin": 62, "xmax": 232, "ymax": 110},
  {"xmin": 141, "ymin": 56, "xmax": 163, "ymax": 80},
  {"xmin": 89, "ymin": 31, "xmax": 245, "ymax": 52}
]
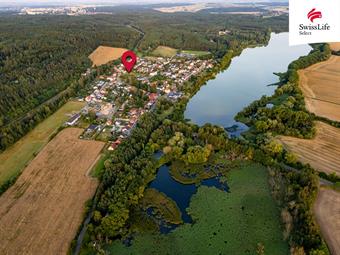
[{"xmin": 0, "ymin": 12, "xmax": 287, "ymax": 151}]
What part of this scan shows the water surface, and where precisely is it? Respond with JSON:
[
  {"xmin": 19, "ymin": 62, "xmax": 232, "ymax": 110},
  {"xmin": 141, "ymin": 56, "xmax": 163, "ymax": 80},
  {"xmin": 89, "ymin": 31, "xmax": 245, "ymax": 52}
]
[
  {"xmin": 149, "ymin": 33, "xmax": 311, "ymax": 231},
  {"xmin": 149, "ymin": 165, "xmax": 227, "ymax": 224},
  {"xmin": 184, "ymin": 33, "xmax": 311, "ymax": 128}
]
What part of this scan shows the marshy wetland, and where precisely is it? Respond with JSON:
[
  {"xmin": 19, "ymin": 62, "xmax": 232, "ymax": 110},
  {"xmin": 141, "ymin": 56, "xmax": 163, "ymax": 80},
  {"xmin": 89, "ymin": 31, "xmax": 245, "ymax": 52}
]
[{"xmin": 100, "ymin": 33, "xmax": 314, "ymax": 255}]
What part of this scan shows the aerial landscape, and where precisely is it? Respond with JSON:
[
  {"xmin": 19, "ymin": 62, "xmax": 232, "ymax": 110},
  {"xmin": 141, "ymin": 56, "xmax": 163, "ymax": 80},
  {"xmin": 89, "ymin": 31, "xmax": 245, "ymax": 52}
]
[{"xmin": 0, "ymin": 1, "xmax": 339, "ymax": 255}]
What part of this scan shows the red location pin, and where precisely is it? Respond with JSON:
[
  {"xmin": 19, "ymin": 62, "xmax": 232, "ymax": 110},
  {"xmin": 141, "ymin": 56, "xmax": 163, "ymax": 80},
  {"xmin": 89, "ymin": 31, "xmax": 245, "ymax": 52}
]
[{"xmin": 121, "ymin": 50, "xmax": 137, "ymax": 73}]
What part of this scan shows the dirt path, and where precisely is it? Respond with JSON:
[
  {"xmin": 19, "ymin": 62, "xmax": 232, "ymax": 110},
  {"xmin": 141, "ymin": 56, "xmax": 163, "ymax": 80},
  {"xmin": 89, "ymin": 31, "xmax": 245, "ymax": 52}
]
[
  {"xmin": 126, "ymin": 24, "xmax": 145, "ymax": 50},
  {"xmin": 0, "ymin": 128, "xmax": 104, "ymax": 255},
  {"xmin": 314, "ymin": 188, "xmax": 340, "ymax": 255}
]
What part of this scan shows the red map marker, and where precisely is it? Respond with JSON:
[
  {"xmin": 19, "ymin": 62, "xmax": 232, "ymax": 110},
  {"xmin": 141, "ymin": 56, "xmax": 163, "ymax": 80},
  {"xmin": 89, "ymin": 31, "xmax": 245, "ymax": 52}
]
[{"xmin": 121, "ymin": 50, "xmax": 137, "ymax": 73}]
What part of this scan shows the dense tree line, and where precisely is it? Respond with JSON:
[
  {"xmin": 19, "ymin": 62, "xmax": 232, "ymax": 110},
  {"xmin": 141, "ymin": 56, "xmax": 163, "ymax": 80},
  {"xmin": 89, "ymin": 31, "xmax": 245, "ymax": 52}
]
[
  {"xmin": 269, "ymin": 164, "xmax": 329, "ymax": 255},
  {"xmin": 233, "ymin": 43, "xmax": 333, "ymax": 255},
  {"xmin": 235, "ymin": 43, "xmax": 331, "ymax": 139},
  {"xmin": 86, "ymin": 99, "xmax": 172, "ymax": 242},
  {"xmin": 0, "ymin": 15, "xmax": 140, "ymax": 151},
  {"xmin": 285, "ymin": 43, "xmax": 331, "ymax": 84},
  {"xmin": 85, "ymin": 101, "xmax": 230, "ymax": 247},
  {"xmin": 86, "ymin": 6, "xmax": 287, "ymax": 54}
]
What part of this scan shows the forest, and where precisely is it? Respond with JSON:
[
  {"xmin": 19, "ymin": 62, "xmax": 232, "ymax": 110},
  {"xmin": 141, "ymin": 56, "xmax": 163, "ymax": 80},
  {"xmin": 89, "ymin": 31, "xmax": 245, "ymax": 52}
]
[
  {"xmin": 0, "ymin": 12, "xmax": 287, "ymax": 151},
  {"xmin": 0, "ymin": 15, "xmax": 139, "ymax": 151}
]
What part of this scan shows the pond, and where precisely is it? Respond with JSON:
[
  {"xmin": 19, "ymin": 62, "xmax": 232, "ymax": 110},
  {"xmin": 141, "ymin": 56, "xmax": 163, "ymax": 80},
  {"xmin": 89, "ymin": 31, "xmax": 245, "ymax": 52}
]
[
  {"xmin": 148, "ymin": 33, "xmax": 311, "ymax": 231},
  {"xmin": 149, "ymin": 164, "xmax": 228, "ymax": 225}
]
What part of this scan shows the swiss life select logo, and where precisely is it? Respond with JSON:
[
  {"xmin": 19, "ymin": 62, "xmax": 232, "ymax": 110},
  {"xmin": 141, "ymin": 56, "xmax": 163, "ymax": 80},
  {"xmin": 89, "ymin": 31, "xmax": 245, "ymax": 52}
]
[
  {"xmin": 307, "ymin": 8, "xmax": 322, "ymax": 23},
  {"xmin": 289, "ymin": 0, "xmax": 340, "ymax": 45},
  {"xmin": 299, "ymin": 7, "xmax": 330, "ymax": 35}
]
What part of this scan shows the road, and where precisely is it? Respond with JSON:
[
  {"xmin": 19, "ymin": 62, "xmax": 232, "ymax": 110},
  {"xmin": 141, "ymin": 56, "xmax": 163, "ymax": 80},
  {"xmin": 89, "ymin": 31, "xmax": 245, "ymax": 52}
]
[{"xmin": 127, "ymin": 24, "xmax": 145, "ymax": 50}]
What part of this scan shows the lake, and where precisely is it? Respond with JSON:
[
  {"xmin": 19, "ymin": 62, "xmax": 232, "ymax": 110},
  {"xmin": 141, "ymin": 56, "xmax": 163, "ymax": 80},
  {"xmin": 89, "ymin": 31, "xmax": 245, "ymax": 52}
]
[
  {"xmin": 149, "ymin": 32, "xmax": 311, "ymax": 229},
  {"xmin": 184, "ymin": 33, "xmax": 312, "ymax": 130}
]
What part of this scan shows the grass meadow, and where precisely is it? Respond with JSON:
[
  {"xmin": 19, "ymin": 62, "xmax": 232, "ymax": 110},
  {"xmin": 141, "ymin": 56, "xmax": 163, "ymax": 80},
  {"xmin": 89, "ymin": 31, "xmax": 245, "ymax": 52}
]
[{"xmin": 0, "ymin": 101, "xmax": 84, "ymax": 186}]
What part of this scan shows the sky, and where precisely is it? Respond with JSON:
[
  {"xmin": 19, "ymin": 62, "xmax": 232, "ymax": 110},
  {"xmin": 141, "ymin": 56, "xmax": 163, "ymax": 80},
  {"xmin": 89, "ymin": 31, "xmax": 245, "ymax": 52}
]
[{"xmin": 0, "ymin": 0, "xmax": 286, "ymax": 7}]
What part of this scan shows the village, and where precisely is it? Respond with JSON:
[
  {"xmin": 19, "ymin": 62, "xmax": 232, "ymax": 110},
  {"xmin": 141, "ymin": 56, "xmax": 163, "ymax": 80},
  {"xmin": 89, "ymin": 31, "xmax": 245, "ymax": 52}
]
[{"xmin": 65, "ymin": 55, "xmax": 215, "ymax": 151}]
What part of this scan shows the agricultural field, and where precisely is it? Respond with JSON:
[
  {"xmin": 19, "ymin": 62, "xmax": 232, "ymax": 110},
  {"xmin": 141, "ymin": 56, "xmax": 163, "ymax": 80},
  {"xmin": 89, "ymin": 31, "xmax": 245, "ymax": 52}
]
[
  {"xmin": 0, "ymin": 101, "xmax": 85, "ymax": 187},
  {"xmin": 314, "ymin": 188, "xmax": 340, "ymax": 255},
  {"xmin": 278, "ymin": 121, "xmax": 340, "ymax": 176},
  {"xmin": 89, "ymin": 46, "xmax": 128, "ymax": 66},
  {"xmin": 103, "ymin": 163, "xmax": 288, "ymax": 255},
  {"xmin": 151, "ymin": 46, "xmax": 177, "ymax": 57},
  {"xmin": 330, "ymin": 42, "xmax": 340, "ymax": 51},
  {"xmin": 0, "ymin": 128, "xmax": 104, "ymax": 255},
  {"xmin": 298, "ymin": 55, "xmax": 340, "ymax": 121}
]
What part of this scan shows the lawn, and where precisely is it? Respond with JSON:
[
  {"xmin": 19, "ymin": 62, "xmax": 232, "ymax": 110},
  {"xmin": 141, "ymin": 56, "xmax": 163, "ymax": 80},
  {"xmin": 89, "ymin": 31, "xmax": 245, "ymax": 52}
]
[
  {"xmin": 0, "ymin": 101, "xmax": 85, "ymax": 186},
  {"xmin": 104, "ymin": 162, "xmax": 289, "ymax": 255}
]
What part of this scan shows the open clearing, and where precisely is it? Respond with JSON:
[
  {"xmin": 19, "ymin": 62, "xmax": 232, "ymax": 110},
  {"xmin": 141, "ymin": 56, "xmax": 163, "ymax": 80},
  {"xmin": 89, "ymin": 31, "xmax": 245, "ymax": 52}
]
[
  {"xmin": 151, "ymin": 46, "xmax": 177, "ymax": 57},
  {"xmin": 314, "ymin": 188, "xmax": 340, "ymax": 255},
  {"xmin": 0, "ymin": 101, "xmax": 84, "ymax": 186},
  {"xmin": 154, "ymin": 3, "xmax": 211, "ymax": 13},
  {"xmin": 89, "ymin": 46, "xmax": 127, "ymax": 66},
  {"xmin": 151, "ymin": 46, "xmax": 210, "ymax": 58},
  {"xmin": 0, "ymin": 128, "xmax": 104, "ymax": 255},
  {"xmin": 182, "ymin": 50, "xmax": 211, "ymax": 57},
  {"xmin": 278, "ymin": 121, "xmax": 340, "ymax": 176},
  {"xmin": 299, "ymin": 55, "xmax": 340, "ymax": 121},
  {"xmin": 105, "ymin": 163, "xmax": 288, "ymax": 255}
]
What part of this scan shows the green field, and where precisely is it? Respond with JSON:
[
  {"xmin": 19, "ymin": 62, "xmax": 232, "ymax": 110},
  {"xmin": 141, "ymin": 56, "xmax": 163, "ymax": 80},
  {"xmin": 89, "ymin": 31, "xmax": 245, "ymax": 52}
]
[
  {"xmin": 90, "ymin": 153, "xmax": 108, "ymax": 178},
  {"xmin": 151, "ymin": 47, "xmax": 211, "ymax": 58},
  {"xmin": 151, "ymin": 46, "xmax": 178, "ymax": 57},
  {"xmin": 0, "ymin": 101, "xmax": 85, "ymax": 186},
  {"xmin": 104, "ymin": 162, "xmax": 289, "ymax": 255},
  {"xmin": 182, "ymin": 50, "xmax": 211, "ymax": 56}
]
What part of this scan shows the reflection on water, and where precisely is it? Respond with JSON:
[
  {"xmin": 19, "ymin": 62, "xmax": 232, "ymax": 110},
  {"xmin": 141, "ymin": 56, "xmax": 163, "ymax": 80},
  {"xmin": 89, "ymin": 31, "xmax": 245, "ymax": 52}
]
[
  {"xmin": 149, "ymin": 164, "xmax": 228, "ymax": 226},
  {"xmin": 149, "ymin": 165, "xmax": 196, "ymax": 223},
  {"xmin": 148, "ymin": 33, "xmax": 311, "ymax": 233},
  {"xmin": 184, "ymin": 33, "xmax": 311, "ymax": 130}
]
